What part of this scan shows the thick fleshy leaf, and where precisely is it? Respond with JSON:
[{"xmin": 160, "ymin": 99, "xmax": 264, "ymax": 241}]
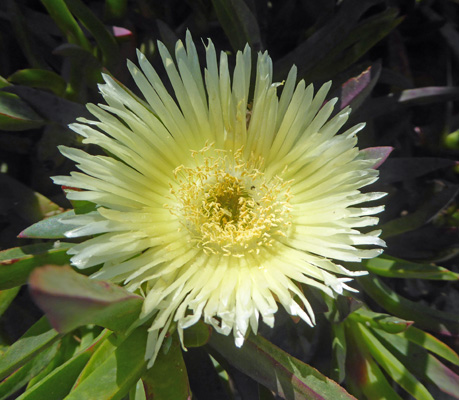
[
  {"xmin": 183, "ymin": 320, "xmax": 212, "ymax": 348},
  {"xmin": 209, "ymin": 332, "xmax": 356, "ymax": 400},
  {"xmin": 19, "ymin": 210, "xmax": 79, "ymax": 239},
  {"xmin": 211, "ymin": 0, "xmax": 262, "ymax": 51},
  {"xmin": 16, "ymin": 330, "xmax": 110, "ymax": 400},
  {"xmin": 40, "ymin": 0, "xmax": 91, "ymax": 50},
  {"xmin": 358, "ymin": 146, "xmax": 393, "ymax": 169},
  {"xmin": 331, "ymin": 323, "xmax": 347, "ymax": 383},
  {"xmin": 0, "ymin": 286, "xmax": 20, "ymax": 317},
  {"xmin": 142, "ymin": 333, "xmax": 191, "ymax": 400},
  {"xmin": 64, "ymin": 0, "xmax": 119, "ymax": 66},
  {"xmin": 2, "ymin": 86, "xmax": 90, "ymax": 126},
  {"xmin": 345, "ymin": 325, "xmax": 403, "ymax": 400},
  {"xmin": 348, "ymin": 308, "xmax": 413, "ymax": 334},
  {"xmin": 358, "ymin": 274, "xmax": 459, "ymax": 336},
  {"xmin": 29, "ymin": 265, "xmax": 143, "ymax": 334},
  {"xmin": 380, "ymin": 185, "xmax": 459, "ymax": 239},
  {"xmin": 0, "ymin": 317, "xmax": 61, "ymax": 381},
  {"xmin": 400, "ymin": 326, "xmax": 459, "ymax": 367},
  {"xmin": 64, "ymin": 327, "xmax": 148, "ymax": 400},
  {"xmin": 0, "ymin": 242, "xmax": 73, "ymax": 290},
  {"xmin": 354, "ymin": 323, "xmax": 434, "ymax": 400},
  {"xmin": 337, "ymin": 64, "xmax": 382, "ymax": 112},
  {"xmin": 8, "ymin": 69, "xmax": 67, "ymax": 96},
  {"xmin": 274, "ymin": 0, "xmax": 382, "ymax": 80},
  {"xmin": 379, "ymin": 157, "xmax": 457, "ymax": 184},
  {"xmin": 373, "ymin": 328, "xmax": 459, "ymax": 399},
  {"xmin": 0, "ymin": 91, "xmax": 44, "ymax": 131},
  {"xmin": 0, "ymin": 342, "xmax": 58, "ymax": 399},
  {"xmin": 0, "ymin": 173, "xmax": 63, "ymax": 224},
  {"xmin": 363, "ymin": 254, "xmax": 459, "ymax": 280}
]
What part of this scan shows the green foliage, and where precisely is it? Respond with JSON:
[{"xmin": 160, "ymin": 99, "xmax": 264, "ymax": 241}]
[{"xmin": 1, "ymin": 0, "xmax": 459, "ymax": 399}]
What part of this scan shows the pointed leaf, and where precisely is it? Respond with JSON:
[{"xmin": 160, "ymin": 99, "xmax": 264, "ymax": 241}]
[
  {"xmin": 142, "ymin": 333, "xmax": 191, "ymax": 400},
  {"xmin": 8, "ymin": 69, "xmax": 67, "ymax": 96},
  {"xmin": 29, "ymin": 265, "xmax": 143, "ymax": 334},
  {"xmin": 364, "ymin": 254, "xmax": 459, "ymax": 280},
  {"xmin": 358, "ymin": 147, "xmax": 393, "ymax": 169},
  {"xmin": 0, "ymin": 242, "xmax": 73, "ymax": 290},
  {"xmin": 209, "ymin": 332, "xmax": 356, "ymax": 400},
  {"xmin": 183, "ymin": 320, "xmax": 212, "ymax": 348},
  {"xmin": 0, "ymin": 317, "xmax": 61, "ymax": 381},
  {"xmin": 19, "ymin": 210, "xmax": 79, "ymax": 239},
  {"xmin": 64, "ymin": 327, "xmax": 148, "ymax": 400},
  {"xmin": 2, "ymin": 86, "xmax": 89, "ymax": 126},
  {"xmin": 0, "ymin": 91, "xmax": 44, "ymax": 131},
  {"xmin": 16, "ymin": 330, "xmax": 110, "ymax": 400},
  {"xmin": 400, "ymin": 326, "xmax": 459, "ymax": 367},
  {"xmin": 354, "ymin": 323, "xmax": 434, "ymax": 400},
  {"xmin": 0, "ymin": 287, "xmax": 20, "ymax": 317},
  {"xmin": 358, "ymin": 274, "xmax": 459, "ymax": 336},
  {"xmin": 373, "ymin": 328, "xmax": 459, "ymax": 399},
  {"xmin": 0, "ymin": 342, "xmax": 58, "ymax": 399},
  {"xmin": 211, "ymin": 0, "xmax": 262, "ymax": 51},
  {"xmin": 349, "ymin": 308, "xmax": 413, "ymax": 334}
]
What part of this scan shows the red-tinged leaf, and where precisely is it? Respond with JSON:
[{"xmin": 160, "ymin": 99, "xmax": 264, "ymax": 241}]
[
  {"xmin": 353, "ymin": 324, "xmax": 434, "ymax": 400},
  {"xmin": 19, "ymin": 210, "xmax": 79, "ymax": 239},
  {"xmin": 339, "ymin": 64, "xmax": 381, "ymax": 112},
  {"xmin": 358, "ymin": 146, "xmax": 393, "ymax": 169},
  {"xmin": 0, "ymin": 91, "xmax": 44, "ymax": 131},
  {"xmin": 113, "ymin": 26, "xmax": 132, "ymax": 38},
  {"xmin": 2, "ymin": 85, "xmax": 90, "ymax": 126},
  {"xmin": 29, "ymin": 265, "xmax": 143, "ymax": 334},
  {"xmin": 209, "ymin": 332, "xmax": 356, "ymax": 400},
  {"xmin": 0, "ymin": 317, "xmax": 61, "ymax": 381},
  {"xmin": 345, "ymin": 324, "xmax": 403, "ymax": 400},
  {"xmin": 0, "ymin": 242, "xmax": 73, "ymax": 290},
  {"xmin": 142, "ymin": 333, "xmax": 191, "ymax": 400}
]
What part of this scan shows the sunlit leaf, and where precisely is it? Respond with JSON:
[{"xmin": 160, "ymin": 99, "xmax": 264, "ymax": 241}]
[
  {"xmin": 19, "ymin": 210, "xmax": 78, "ymax": 239},
  {"xmin": 29, "ymin": 265, "xmax": 143, "ymax": 334},
  {"xmin": 0, "ymin": 341, "xmax": 59, "ymax": 400},
  {"xmin": 358, "ymin": 274, "xmax": 459, "ymax": 336},
  {"xmin": 64, "ymin": 327, "xmax": 148, "ymax": 400},
  {"xmin": 349, "ymin": 308, "xmax": 413, "ymax": 334},
  {"xmin": 183, "ymin": 320, "xmax": 212, "ymax": 348},
  {"xmin": 354, "ymin": 323, "xmax": 434, "ymax": 400},
  {"xmin": 0, "ymin": 317, "xmax": 61, "ymax": 381},
  {"xmin": 363, "ymin": 254, "xmax": 459, "ymax": 280},
  {"xmin": 209, "ymin": 331, "xmax": 356, "ymax": 400},
  {"xmin": 16, "ymin": 330, "xmax": 110, "ymax": 400},
  {"xmin": 0, "ymin": 242, "xmax": 73, "ymax": 290}
]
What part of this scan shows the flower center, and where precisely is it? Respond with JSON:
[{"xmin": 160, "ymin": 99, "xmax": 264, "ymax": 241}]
[{"xmin": 169, "ymin": 146, "xmax": 292, "ymax": 256}]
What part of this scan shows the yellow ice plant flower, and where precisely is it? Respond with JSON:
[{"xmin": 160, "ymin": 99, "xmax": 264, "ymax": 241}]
[{"xmin": 53, "ymin": 32, "xmax": 385, "ymax": 366}]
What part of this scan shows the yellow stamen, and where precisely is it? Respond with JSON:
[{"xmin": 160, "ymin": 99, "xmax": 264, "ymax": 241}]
[{"xmin": 168, "ymin": 145, "xmax": 292, "ymax": 256}]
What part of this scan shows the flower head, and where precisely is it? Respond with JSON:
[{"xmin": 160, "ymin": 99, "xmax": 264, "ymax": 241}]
[{"xmin": 53, "ymin": 31, "xmax": 385, "ymax": 366}]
